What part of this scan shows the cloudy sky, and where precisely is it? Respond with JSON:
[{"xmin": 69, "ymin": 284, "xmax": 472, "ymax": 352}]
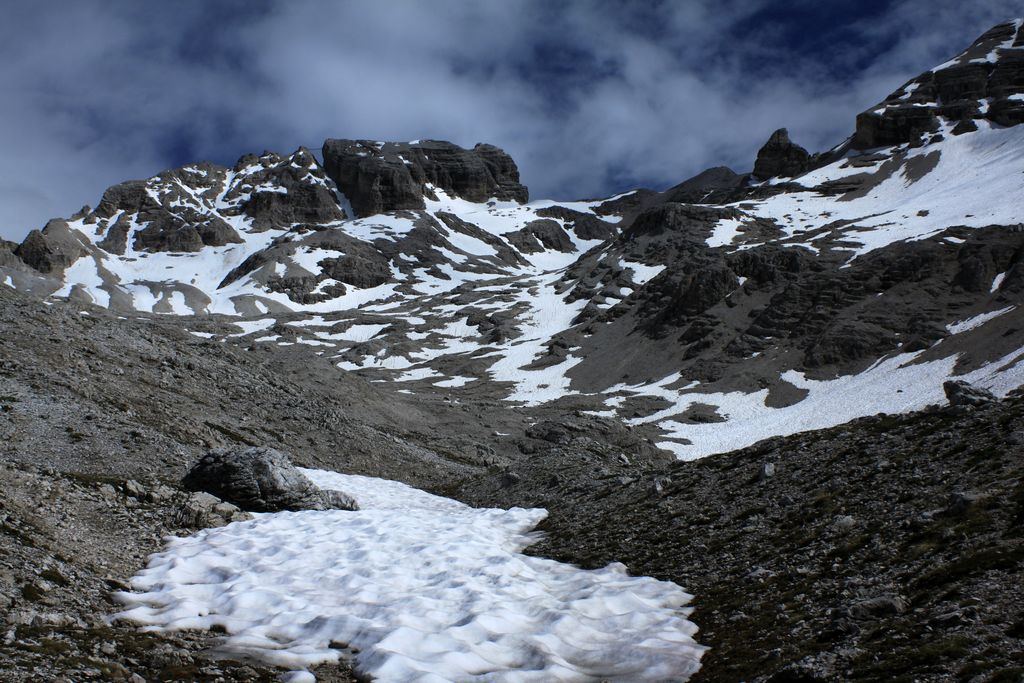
[{"xmin": 0, "ymin": 0, "xmax": 1019, "ymax": 240}]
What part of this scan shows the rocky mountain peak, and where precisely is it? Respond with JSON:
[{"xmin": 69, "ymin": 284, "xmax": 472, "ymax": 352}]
[
  {"xmin": 321, "ymin": 138, "xmax": 528, "ymax": 217},
  {"xmin": 853, "ymin": 18, "xmax": 1024, "ymax": 148},
  {"xmin": 752, "ymin": 128, "xmax": 811, "ymax": 180}
]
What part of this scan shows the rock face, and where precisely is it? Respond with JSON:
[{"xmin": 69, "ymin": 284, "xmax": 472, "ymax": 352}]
[
  {"xmin": 183, "ymin": 446, "xmax": 359, "ymax": 512},
  {"xmin": 752, "ymin": 129, "xmax": 811, "ymax": 180},
  {"xmin": 14, "ymin": 220, "xmax": 90, "ymax": 274},
  {"xmin": 854, "ymin": 21, "xmax": 1024, "ymax": 148},
  {"xmin": 321, "ymin": 139, "xmax": 529, "ymax": 217},
  {"xmin": 503, "ymin": 219, "xmax": 575, "ymax": 254}
]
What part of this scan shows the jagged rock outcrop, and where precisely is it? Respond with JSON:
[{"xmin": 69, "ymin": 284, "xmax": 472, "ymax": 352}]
[
  {"xmin": 183, "ymin": 446, "xmax": 359, "ymax": 513},
  {"xmin": 14, "ymin": 220, "xmax": 90, "ymax": 274},
  {"xmin": 229, "ymin": 149, "xmax": 347, "ymax": 230},
  {"xmin": 321, "ymin": 139, "xmax": 528, "ymax": 217},
  {"xmin": 503, "ymin": 219, "xmax": 575, "ymax": 254},
  {"xmin": 854, "ymin": 20, "xmax": 1024, "ymax": 148},
  {"xmin": 752, "ymin": 129, "xmax": 811, "ymax": 180}
]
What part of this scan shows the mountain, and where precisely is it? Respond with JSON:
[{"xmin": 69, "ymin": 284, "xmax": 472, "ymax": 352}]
[
  {"xmin": 4, "ymin": 20, "xmax": 1023, "ymax": 462},
  {"xmin": 1, "ymin": 18, "xmax": 1024, "ymax": 683}
]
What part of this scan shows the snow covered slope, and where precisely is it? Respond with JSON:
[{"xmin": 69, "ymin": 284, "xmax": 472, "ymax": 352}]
[{"xmin": 4, "ymin": 20, "xmax": 1024, "ymax": 459}]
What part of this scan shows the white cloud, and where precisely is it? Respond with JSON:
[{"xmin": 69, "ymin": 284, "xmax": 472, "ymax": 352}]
[{"xmin": 0, "ymin": 0, "xmax": 1019, "ymax": 241}]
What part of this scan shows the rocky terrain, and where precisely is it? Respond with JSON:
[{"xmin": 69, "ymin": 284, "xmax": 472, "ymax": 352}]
[{"xmin": 1, "ymin": 17, "xmax": 1024, "ymax": 683}]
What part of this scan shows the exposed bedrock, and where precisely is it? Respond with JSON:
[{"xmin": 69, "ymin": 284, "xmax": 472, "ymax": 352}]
[
  {"xmin": 854, "ymin": 21, "xmax": 1024, "ymax": 148},
  {"xmin": 321, "ymin": 139, "xmax": 529, "ymax": 217},
  {"xmin": 14, "ymin": 220, "xmax": 91, "ymax": 274},
  {"xmin": 752, "ymin": 129, "xmax": 811, "ymax": 180}
]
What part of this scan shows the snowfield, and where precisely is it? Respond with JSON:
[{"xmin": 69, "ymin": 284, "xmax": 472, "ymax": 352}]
[{"xmin": 113, "ymin": 469, "xmax": 705, "ymax": 682}]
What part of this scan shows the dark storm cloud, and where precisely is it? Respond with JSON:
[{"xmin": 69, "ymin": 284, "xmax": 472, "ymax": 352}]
[{"xmin": 0, "ymin": 0, "xmax": 1019, "ymax": 239}]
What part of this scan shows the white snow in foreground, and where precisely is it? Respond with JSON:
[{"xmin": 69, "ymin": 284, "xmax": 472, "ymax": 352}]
[{"xmin": 113, "ymin": 469, "xmax": 704, "ymax": 682}]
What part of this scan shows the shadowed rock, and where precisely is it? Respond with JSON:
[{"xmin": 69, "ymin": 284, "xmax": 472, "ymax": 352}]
[
  {"xmin": 321, "ymin": 139, "xmax": 528, "ymax": 217},
  {"xmin": 14, "ymin": 220, "xmax": 90, "ymax": 274},
  {"xmin": 752, "ymin": 129, "xmax": 811, "ymax": 180},
  {"xmin": 183, "ymin": 446, "xmax": 359, "ymax": 512},
  {"xmin": 944, "ymin": 380, "xmax": 997, "ymax": 407}
]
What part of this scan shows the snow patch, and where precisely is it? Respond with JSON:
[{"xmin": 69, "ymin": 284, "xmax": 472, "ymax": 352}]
[{"xmin": 113, "ymin": 469, "xmax": 704, "ymax": 682}]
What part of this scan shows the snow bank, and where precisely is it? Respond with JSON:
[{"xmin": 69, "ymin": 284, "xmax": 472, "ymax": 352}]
[{"xmin": 114, "ymin": 469, "xmax": 704, "ymax": 682}]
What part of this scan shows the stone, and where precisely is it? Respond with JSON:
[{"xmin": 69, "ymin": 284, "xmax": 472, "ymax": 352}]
[
  {"xmin": 947, "ymin": 491, "xmax": 982, "ymax": 515},
  {"xmin": 848, "ymin": 595, "xmax": 908, "ymax": 620},
  {"xmin": 183, "ymin": 446, "xmax": 359, "ymax": 513},
  {"xmin": 752, "ymin": 129, "xmax": 811, "ymax": 180},
  {"xmin": 124, "ymin": 480, "xmax": 145, "ymax": 499},
  {"xmin": 526, "ymin": 421, "xmax": 573, "ymax": 445},
  {"xmin": 321, "ymin": 139, "xmax": 528, "ymax": 217},
  {"xmin": 174, "ymin": 491, "xmax": 242, "ymax": 529},
  {"xmin": 944, "ymin": 380, "xmax": 997, "ymax": 407},
  {"xmin": 833, "ymin": 515, "xmax": 857, "ymax": 532}
]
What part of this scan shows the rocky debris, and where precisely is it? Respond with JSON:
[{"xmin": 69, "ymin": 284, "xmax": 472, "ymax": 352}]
[
  {"xmin": 847, "ymin": 595, "xmax": 908, "ymax": 620},
  {"xmin": 321, "ymin": 139, "xmax": 528, "ymax": 217},
  {"xmin": 457, "ymin": 396, "xmax": 1024, "ymax": 683},
  {"xmin": 0, "ymin": 462, "xmax": 358, "ymax": 682},
  {"xmin": 944, "ymin": 380, "xmax": 997, "ymax": 407},
  {"xmin": 174, "ymin": 491, "xmax": 252, "ymax": 529},
  {"xmin": 752, "ymin": 129, "xmax": 811, "ymax": 180},
  {"xmin": 183, "ymin": 446, "xmax": 359, "ymax": 512},
  {"xmin": 854, "ymin": 21, "xmax": 1024, "ymax": 148}
]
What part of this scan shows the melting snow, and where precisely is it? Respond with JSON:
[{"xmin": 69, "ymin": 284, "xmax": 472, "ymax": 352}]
[
  {"xmin": 946, "ymin": 306, "xmax": 1015, "ymax": 334},
  {"xmin": 113, "ymin": 469, "xmax": 704, "ymax": 682}
]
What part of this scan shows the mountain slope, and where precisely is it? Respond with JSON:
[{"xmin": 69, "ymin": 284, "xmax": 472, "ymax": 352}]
[{"xmin": 2, "ymin": 21, "xmax": 1024, "ymax": 463}]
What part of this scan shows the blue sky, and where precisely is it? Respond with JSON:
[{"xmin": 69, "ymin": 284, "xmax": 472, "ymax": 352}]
[{"xmin": 0, "ymin": 0, "xmax": 1020, "ymax": 240}]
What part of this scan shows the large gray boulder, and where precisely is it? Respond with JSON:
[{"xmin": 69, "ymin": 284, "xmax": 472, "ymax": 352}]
[
  {"xmin": 183, "ymin": 446, "xmax": 358, "ymax": 512},
  {"xmin": 944, "ymin": 380, "xmax": 997, "ymax": 407}
]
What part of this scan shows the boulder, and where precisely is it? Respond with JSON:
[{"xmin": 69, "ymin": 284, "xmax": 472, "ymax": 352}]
[
  {"xmin": 752, "ymin": 129, "xmax": 810, "ymax": 180},
  {"xmin": 944, "ymin": 380, "xmax": 997, "ymax": 407},
  {"xmin": 183, "ymin": 446, "xmax": 359, "ymax": 512},
  {"xmin": 174, "ymin": 491, "xmax": 252, "ymax": 529}
]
